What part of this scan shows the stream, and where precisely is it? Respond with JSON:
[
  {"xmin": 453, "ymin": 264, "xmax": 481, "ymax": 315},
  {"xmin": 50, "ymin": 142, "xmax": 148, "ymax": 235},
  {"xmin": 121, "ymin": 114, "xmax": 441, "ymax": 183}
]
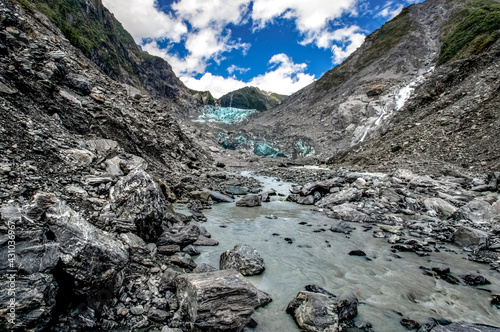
[{"xmin": 186, "ymin": 172, "xmax": 500, "ymax": 331}]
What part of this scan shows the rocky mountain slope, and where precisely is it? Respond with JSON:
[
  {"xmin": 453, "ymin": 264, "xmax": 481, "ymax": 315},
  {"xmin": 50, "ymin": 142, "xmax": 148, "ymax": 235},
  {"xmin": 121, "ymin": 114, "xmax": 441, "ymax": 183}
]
[
  {"xmin": 236, "ymin": 0, "xmax": 500, "ymax": 173},
  {"xmin": 219, "ymin": 86, "xmax": 287, "ymax": 111},
  {"xmin": 0, "ymin": 0, "xmax": 270, "ymax": 331}
]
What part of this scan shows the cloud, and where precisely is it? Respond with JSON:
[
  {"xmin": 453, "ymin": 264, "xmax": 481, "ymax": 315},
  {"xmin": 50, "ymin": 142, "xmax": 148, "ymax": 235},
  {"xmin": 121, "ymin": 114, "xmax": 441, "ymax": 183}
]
[
  {"xmin": 227, "ymin": 65, "xmax": 251, "ymax": 75},
  {"xmin": 180, "ymin": 54, "xmax": 315, "ymax": 98},
  {"xmin": 376, "ymin": 2, "xmax": 404, "ymax": 19},
  {"xmin": 102, "ymin": 0, "xmax": 186, "ymax": 42}
]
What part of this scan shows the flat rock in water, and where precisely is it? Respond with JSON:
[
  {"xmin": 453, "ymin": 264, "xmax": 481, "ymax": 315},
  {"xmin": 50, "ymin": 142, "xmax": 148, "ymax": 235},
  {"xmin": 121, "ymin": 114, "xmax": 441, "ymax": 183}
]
[
  {"xmin": 236, "ymin": 194, "xmax": 262, "ymax": 207},
  {"xmin": 207, "ymin": 190, "xmax": 234, "ymax": 203}
]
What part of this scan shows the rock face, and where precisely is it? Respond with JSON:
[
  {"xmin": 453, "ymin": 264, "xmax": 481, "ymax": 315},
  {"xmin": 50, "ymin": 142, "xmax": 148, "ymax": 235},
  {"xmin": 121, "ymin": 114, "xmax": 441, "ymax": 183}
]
[
  {"xmin": 220, "ymin": 244, "xmax": 265, "ymax": 276},
  {"xmin": 175, "ymin": 269, "xmax": 260, "ymax": 331},
  {"xmin": 286, "ymin": 287, "xmax": 358, "ymax": 332}
]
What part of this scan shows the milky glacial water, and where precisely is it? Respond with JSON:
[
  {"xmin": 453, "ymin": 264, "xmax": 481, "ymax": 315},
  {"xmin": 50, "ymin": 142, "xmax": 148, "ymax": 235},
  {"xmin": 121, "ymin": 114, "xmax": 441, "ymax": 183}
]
[{"xmin": 191, "ymin": 173, "xmax": 500, "ymax": 331}]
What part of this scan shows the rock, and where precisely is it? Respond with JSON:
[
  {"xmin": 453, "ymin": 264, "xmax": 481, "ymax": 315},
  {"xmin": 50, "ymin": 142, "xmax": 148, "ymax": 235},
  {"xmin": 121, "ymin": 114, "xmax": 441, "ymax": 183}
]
[
  {"xmin": 157, "ymin": 224, "xmax": 200, "ymax": 248},
  {"xmin": 193, "ymin": 235, "xmax": 220, "ymax": 246},
  {"xmin": 256, "ymin": 289, "xmax": 273, "ymax": 308},
  {"xmin": 161, "ymin": 327, "xmax": 183, "ymax": 332},
  {"xmin": 316, "ymin": 188, "xmax": 363, "ymax": 208},
  {"xmin": 66, "ymin": 73, "xmax": 93, "ymax": 95},
  {"xmin": 305, "ymin": 285, "xmax": 336, "ymax": 298},
  {"xmin": 169, "ymin": 252, "xmax": 196, "ymax": 269},
  {"xmin": 207, "ymin": 190, "xmax": 234, "ymax": 203},
  {"xmin": 236, "ymin": 195, "xmax": 261, "ymax": 207},
  {"xmin": 220, "ymin": 244, "xmax": 265, "ymax": 276},
  {"xmin": 0, "ymin": 273, "xmax": 57, "ymax": 331},
  {"xmin": 109, "ymin": 169, "xmax": 165, "ymax": 242},
  {"xmin": 130, "ymin": 305, "xmax": 145, "ymax": 315},
  {"xmin": 148, "ymin": 309, "xmax": 170, "ymax": 322},
  {"xmin": 193, "ymin": 263, "xmax": 218, "ymax": 273},
  {"xmin": 492, "ymin": 294, "xmax": 500, "ymax": 306},
  {"xmin": 64, "ymin": 148, "xmax": 95, "ymax": 166},
  {"xmin": 286, "ymin": 194, "xmax": 300, "ymax": 202},
  {"xmin": 175, "ymin": 269, "xmax": 259, "ymax": 331},
  {"xmin": 41, "ymin": 194, "xmax": 129, "ymax": 287},
  {"xmin": 325, "ymin": 203, "xmax": 373, "ymax": 223},
  {"xmin": 160, "ymin": 269, "xmax": 181, "ymax": 292},
  {"xmin": 461, "ymin": 274, "xmax": 491, "ymax": 286},
  {"xmin": 330, "ymin": 222, "xmax": 355, "ymax": 234},
  {"xmin": 182, "ymin": 244, "xmax": 200, "ymax": 256},
  {"xmin": 452, "ymin": 200, "xmax": 499, "ymax": 225},
  {"xmin": 286, "ymin": 290, "xmax": 358, "ymax": 332},
  {"xmin": 423, "ymin": 198, "xmax": 457, "ymax": 218},
  {"xmin": 225, "ymin": 185, "xmax": 248, "ymax": 195},
  {"xmin": 430, "ymin": 322, "xmax": 500, "ymax": 331},
  {"xmin": 400, "ymin": 318, "xmax": 420, "ymax": 330},
  {"xmin": 349, "ymin": 250, "xmax": 366, "ymax": 256},
  {"xmin": 452, "ymin": 226, "xmax": 491, "ymax": 248},
  {"xmin": 157, "ymin": 245, "xmax": 181, "ymax": 255},
  {"xmin": 119, "ymin": 232, "xmax": 154, "ymax": 266},
  {"xmin": 297, "ymin": 195, "xmax": 315, "ymax": 205},
  {"xmin": 190, "ymin": 191, "xmax": 211, "ymax": 202}
]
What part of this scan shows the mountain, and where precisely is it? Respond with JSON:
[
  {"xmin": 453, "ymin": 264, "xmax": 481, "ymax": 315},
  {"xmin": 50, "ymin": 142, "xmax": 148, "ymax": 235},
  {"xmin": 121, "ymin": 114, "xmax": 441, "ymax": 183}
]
[
  {"xmin": 14, "ymin": 0, "xmax": 193, "ymax": 103},
  {"xmin": 236, "ymin": 0, "xmax": 500, "ymax": 173},
  {"xmin": 219, "ymin": 86, "xmax": 287, "ymax": 111}
]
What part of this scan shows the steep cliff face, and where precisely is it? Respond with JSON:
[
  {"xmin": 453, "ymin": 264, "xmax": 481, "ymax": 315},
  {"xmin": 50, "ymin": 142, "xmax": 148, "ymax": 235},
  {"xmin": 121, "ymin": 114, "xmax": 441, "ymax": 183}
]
[
  {"xmin": 15, "ymin": 0, "xmax": 193, "ymax": 104},
  {"xmin": 238, "ymin": 0, "xmax": 500, "ymax": 171}
]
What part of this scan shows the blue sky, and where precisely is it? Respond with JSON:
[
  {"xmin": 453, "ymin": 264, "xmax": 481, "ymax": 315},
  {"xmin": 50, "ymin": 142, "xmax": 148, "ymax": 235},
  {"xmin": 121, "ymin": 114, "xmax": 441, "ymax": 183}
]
[{"xmin": 102, "ymin": 0, "xmax": 423, "ymax": 98}]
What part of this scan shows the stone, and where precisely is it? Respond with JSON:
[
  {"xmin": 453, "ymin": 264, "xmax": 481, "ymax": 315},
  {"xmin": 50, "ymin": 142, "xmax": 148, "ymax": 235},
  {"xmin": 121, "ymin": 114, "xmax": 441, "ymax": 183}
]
[
  {"xmin": 453, "ymin": 200, "xmax": 499, "ymax": 225},
  {"xmin": 64, "ymin": 148, "xmax": 95, "ymax": 166},
  {"xmin": 325, "ymin": 203, "xmax": 373, "ymax": 223},
  {"xmin": 220, "ymin": 244, "xmax": 265, "ymax": 276},
  {"xmin": 169, "ymin": 252, "xmax": 197, "ymax": 269},
  {"xmin": 148, "ymin": 309, "xmax": 170, "ymax": 322},
  {"xmin": 330, "ymin": 222, "xmax": 355, "ymax": 234},
  {"xmin": 193, "ymin": 263, "xmax": 218, "ymax": 273},
  {"xmin": 109, "ymin": 169, "xmax": 165, "ymax": 242},
  {"xmin": 66, "ymin": 73, "xmax": 93, "ymax": 95},
  {"xmin": 130, "ymin": 305, "xmax": 145, "ymax": 315},
  {"xmin": 423, "ymin": 198, "xmax": 457, "ymax": 218},
  {"xmin": 175, "ymin": 269, "xmax": 259, "ymax": 331},
  {"xmin": 297, "ymin": 195, "xmax": 315, "ymax": 205},
  {"xmin": 207, "ymin": 190, "xmax": 234, "ymax": 203},
  {"xmin": 400, "ymin": 318, "xmax": 420, "ymax": 330},
  {"xmin": 286, "ymin": 290, "xmax": 358, "ymax": 332},
  {"xmin": 193, "ymin": 235, "xmax": 219, "ymax": 246},
  {"xmin": 461, "ymin": 274, "xmax": 491, "ymax": 286},
  {"xmin": 119, "ymin": 232, "xmax": 154, "ymax": 266},
  {"xmin": 315, "ymin": 188, "xmax": 363, "ymax": 208},
  {"xmin": 182, "ymin": 244, "xmax": 200, "ymax": 256},
  {"xmin": 452, "ymin": 226, "xmax": 491, "ymax": 248},
  {"xmin": 157, "ymin": 245, "xmax": 181, "ymax": 255},
  {"xmin": 225, "ymin": 185, "xmax": 248, "ymax": 195},
  {"xmin": 157, "ymin": 224, "xmax": 200, "ymax": 248},
  {"xmin": 349, "ymin": 250, "xmax": 366, "ymax": 256},
  {"xmin": 236, "ymin": 194, "xmax": 261, "ymax": 207}
]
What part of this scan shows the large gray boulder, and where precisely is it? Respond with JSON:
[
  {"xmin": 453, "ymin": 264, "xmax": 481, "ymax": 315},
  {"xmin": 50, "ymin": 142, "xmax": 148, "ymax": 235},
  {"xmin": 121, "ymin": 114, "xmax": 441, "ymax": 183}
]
[
  {"xmin": 315, "ymin": 188, "xmax": 362, "ymax": 208},
  {"xmin": 220, "ymin": 244, "xmax": 265, "ymax": 276},
  {"xmin": 424, "ymin": 198, "xmax": 457, "ymax": 218},
  {"xmin": 452, "ymin": 226, "xmax": 491, "ymax": 248},
  {"xmin": 175, "ymin": 269, "xmax": 259, "ymax": 331},
  {"xmin": 452, "ymin": 200, "xmax": 499, "ymax": 225},
  {"xmin": 157, "ymin": 224, "xmax": 200, "ymax": 248},
  {"xmin": 324, "ymin": 203, "xmax": 373, "ymax": 223},
  {"xmin": 286, "ymin": 290, "xmax": 358, "ymax": 332},
  {"xmin": 109, "ymin": 169, "xmax": 165, "ymax": 242},
  {"xmin": 236, "ymin": 195, "xmax": 262, "ymax": 207}
]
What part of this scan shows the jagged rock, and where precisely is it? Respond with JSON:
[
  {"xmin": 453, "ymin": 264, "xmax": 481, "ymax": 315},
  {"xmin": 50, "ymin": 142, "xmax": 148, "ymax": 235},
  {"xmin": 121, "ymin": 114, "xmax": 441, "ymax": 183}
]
[
  {"xmin": 452, "ymin": 226, "xmax": 491, "ymax": 248},
  {"xmin": 119, "ymin": 232, "xmax": 154, "ymax": 266},
  {"xmin": 330, "ymin": 222, "xmax": 355, "ymax": 234},
  {"xmin": 220, "ymin": 244, "xmax": 265, "ymax": 276},
  {"xmin": 424, "ymin": 198, "xmax": 457, "ymax": 218},
  {"xmin": 324, "ymin": 203, "xmax": 373, "ymax": 223},
  {"xmin": 315, "ymin": 188, "xmax": 363, "ymax": 208},
  {"xmin": 461, "ymin": 274, "xmax": 491, "ymax": 286},
  {"xmin": 256, "ymin": 289, "xmax": 273, "ymax": 308},
  {"xmin": 207, "ymin": 191, "xmax": 234, "ymax": 203},
  {"xmin": 169, "ymin": 252, "xmax": 197, "ymax": 269},
  {"xmin": 157, "ymin": 245, "xmax": 181, "ymax": 255},
  {"xmin": 66, "ymin": 73, "xmax": 93, "ymax": 95},
  {"xmin": 452, "ymin": 200, "xmax": 499, "ymax": 225},
  {"xmin": 160, "ymin": 268, "xmax": 181, "ymax": 292},
  {"xmin": 193, "ymin": 263, "xmax": 218, "ymax": 273},
  {"xmin": 0, "ymin": 273, "xmax": 57, "ymax": 331},
  {"xmin": 297, "ymin": 195, "xmax": 315, "ymax": 205},
  {"xmin": 225, "ymin": 185, "xmax": 248, "ymax": 195},
  {"xmin": 157, "ymin": 224, "xmax": 200, "ymax": 248},
  {"xmin": 236, "ymin": 195, "xmax": 261, "ymax": 207},
  {"xmin": 193, "ymin": 235, "xmax": 219, "ymax": 246},
  {"xmin": 175, "ymin": 269, "xmax": 259, "ymax": 331},
  {"xmin": 286, "ymin": 290, "xmax": 358, "ymax": 332},
  {"xmin": 182, "ymin": 244, "xmax": 200, "ymax": 256},
  {"xmin": 109, "ymin": 169, "xmax": 165, "ymax": 242}
]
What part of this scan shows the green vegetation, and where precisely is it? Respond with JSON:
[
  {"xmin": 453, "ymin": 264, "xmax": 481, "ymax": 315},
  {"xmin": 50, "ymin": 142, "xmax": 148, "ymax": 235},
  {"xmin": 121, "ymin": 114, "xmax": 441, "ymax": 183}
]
[
  {"xmin": 190, "ymin": 89, "xmax": 217, "ymax": 106},
  {"xmin": 219, "ymin": 86, "xmax": 287, "ymax": 111},
  {"xmin": 316, "ymin": 8, "xmax": 412, "ymax": 91},
  {"xmin": 438, "ymin": 0, "xmax": 500, "ymax": 65}
]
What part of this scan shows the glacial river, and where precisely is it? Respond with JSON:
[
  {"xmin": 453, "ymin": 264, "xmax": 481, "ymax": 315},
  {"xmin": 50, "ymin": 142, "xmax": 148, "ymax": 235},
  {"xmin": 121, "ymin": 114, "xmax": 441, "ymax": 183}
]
[{"xmin": 190, "ymin": 172, "xmax": 500, "ymax": 331}]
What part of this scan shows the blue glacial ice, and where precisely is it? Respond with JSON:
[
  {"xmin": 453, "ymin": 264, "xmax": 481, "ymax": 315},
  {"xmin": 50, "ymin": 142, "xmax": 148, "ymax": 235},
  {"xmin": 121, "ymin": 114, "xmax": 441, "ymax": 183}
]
[{"xmin": 196, "ymin": 106, "xmax": 256, "ymax": 124}]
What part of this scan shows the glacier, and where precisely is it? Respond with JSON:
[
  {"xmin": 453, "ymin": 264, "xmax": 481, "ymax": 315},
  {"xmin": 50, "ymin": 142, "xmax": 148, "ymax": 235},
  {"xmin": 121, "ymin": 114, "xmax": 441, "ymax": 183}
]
[{"xmin": 196, "ymin": 105, "xmax": 256, "ymax": 124}]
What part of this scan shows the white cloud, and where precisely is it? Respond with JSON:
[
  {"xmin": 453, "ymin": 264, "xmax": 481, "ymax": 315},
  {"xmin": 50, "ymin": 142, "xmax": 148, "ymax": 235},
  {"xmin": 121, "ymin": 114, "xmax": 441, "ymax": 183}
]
[
  {"xmin": 180, "ymin": 54, "xmax": 315, "ymax": 98},
  {"xmin": 376, "ymin": 2, "xmax": 404, "ymax": 19},
  {"xmin": 227, "ymin": 65, "xmax": 251, "ymax": 75},
  {"xmin": 172, "ymin": 0, "xmax": 250, "ymax": 29},
  {"xmin": 102, "ymin": 0, "xmax": 186, "ymax": 42}
]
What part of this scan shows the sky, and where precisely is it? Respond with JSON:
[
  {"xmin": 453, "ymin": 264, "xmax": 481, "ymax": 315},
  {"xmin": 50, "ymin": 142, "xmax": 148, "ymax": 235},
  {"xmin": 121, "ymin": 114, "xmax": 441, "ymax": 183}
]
[{"xmin": 102, "ymin": 0, "xmax": 424, "ymax": 98}]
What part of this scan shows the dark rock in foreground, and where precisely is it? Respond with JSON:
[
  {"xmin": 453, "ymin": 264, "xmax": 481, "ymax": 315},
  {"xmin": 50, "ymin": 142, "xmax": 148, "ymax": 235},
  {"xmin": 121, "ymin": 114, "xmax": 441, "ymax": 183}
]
[
  {"xmin": 220, "ymin": 244, "xmax": 265, "ymax": 276},
  {"xmin": 175, "ymin": 269, "xmax": 260, "ymax": 331}
]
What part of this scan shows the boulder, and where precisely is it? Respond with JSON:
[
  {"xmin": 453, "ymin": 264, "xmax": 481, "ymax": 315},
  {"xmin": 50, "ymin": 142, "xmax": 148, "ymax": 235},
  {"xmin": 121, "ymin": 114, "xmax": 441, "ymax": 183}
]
[
  {"xmin": 424, "ymin": 198, "xmax": 457, "ymax": 218},
  {"xmin": 193, "ymin": 235, "xmax": 219, "ymax": 246},
  {"xmin": 169, "ymin": 252, "xmax": 196, "ymax": 269},
  {"xmin": 452, "ymin": 200, "xmax": 499, "ymax": 225},
  {"xmin": 157, "ymin": 224, "xmax": 200, "ymax": 248},
  {"xmin": 236, "ymin": 195, "xmax": 261, "ymax": 207},
  {"xmin": 324, "ymin": 203, "xmax": 373, "ymax": 223},
  {"xmin": 220, "ymin": 244, "xmax": 265, "ymax": 276},
  {"xmin": 452, "ymin": 226, "xmax": 491, "ymax": 248},
  {"xmin": 297, "ymin": 195, "xmax": 315, "ymax": 205},
  {"xmin": 225, "ymin": 185, "xmax": 248, "ymax": 195},
  {"xmin": 109, "ymin": 169, "xmax": 165, "ymax": 242},
  {"xmin": 207, "ymin": 190, "xmax": 233, "ymax": 203},
  {"xmin": 193, "ymin": 263, "xmax": 218, "ymax": 273},
  {"xmin": 315, "ymin": 188, "xmax": 362, "ymax": 208},
  {"xmin": 286, "ymin": 290, "xmax": 358, "ymax": 332},
  {"xmin": 119, "ymin": 232, "xmax": 154, "ymax": 266},
  {"xmin": 175, "ymin": 269, "xmax": 259, "ymax": 331}
]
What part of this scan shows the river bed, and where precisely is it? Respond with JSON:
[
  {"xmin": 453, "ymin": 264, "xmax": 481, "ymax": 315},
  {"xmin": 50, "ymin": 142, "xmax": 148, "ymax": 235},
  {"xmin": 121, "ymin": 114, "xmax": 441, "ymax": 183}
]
[{"xmin": 188, "ymin": 172, "xmax": 500, "ymax": 331}]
